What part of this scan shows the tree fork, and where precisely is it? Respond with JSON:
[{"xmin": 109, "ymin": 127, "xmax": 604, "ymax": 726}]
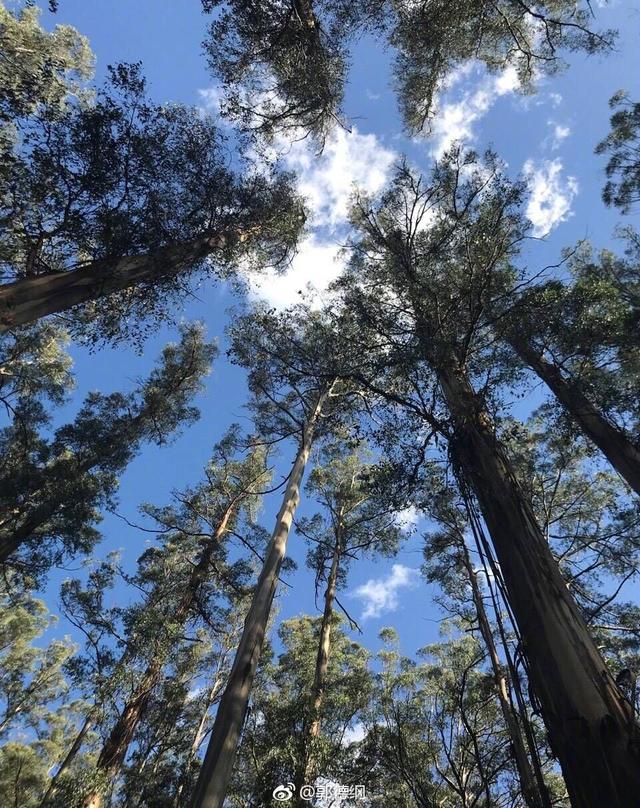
[
  {"xmin": 190, "ymin": 385, "xmax": 334, "ymax": 808},
  {"xmin": 437, "ymin": 356, "xmax": 640, "ymax": 807},
  {"xmin": 507, "ymin": 334, "xmax": 640, "ymax": 496}
]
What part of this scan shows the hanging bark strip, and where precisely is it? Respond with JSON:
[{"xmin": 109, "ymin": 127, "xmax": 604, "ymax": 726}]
[
  {"xmin": 81, "ymin": 504, "xmax": 236, "ymax": 808},
  {"xmin": 508, "ymin": 334, "xmax": 640, "ymax": 495},
  {"xmin": 293, "ymin": 526, "xmax": 342, "ymax": 802},
  {"xmin": 191, "ymin": 385, "xmax": 334, "ymax": 808},
  {"xmin": 0, "ymin": 228, "xmax": 257, "ymax": 331},
  {"xmin": 435, "ymin": 354, "xmax": 640, "ymax": 808},
  {"xmin": 459, "ymin": 537, "xmax": 551, "ymax": 808}
]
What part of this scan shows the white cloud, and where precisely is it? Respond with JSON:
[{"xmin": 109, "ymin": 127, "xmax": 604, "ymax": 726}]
[
  {"xmin": 429, "ymin": 64, "xmax": 519, "ymax": 157},
  {"xmin": 342, "ymin": 723, "xmax": 366, "ymax": 746},
  {"xmin": 248, "ymin": 126, "xmax": 396, "ymax": 308},
  {"xmin": 282, "ymin": 126, "xmax": 396, "ymax": 229},
  {"xmin": 549, "ymin": 121, "xmax": 571, "ymax": 150},
  {"xmin": 549, "ymin": 92, "xmax": 563, "ymax": 108},
  {"xmin": 523, "ymin": 158, "xmax": 578, "ymax": 237},
  {"xmin": 395, "ymin": 505, "xmax": 420, "ymax": 531},
  {"xmin": 198, "ymin": 85, "xmax": 226, "ymax": 118},
  {"xmin": 366, "ymin": 89, "xmax": 381, "ymax": 101},
  {"xmin": 352, "ymin": 564, "xmax": 419, "ymax": 620},
  {"xmin": 249, "ymin": 236, "xmax": 344, "ymax": 309}
]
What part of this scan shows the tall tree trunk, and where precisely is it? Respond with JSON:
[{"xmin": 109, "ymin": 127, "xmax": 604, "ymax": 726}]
[
  {"xmin": 294, "ymin": 534, "xmax": 341, "ymax": 802},
  {"xmin": 508, "ymin": 334, "xmax": 640, "ymax": 495},
  {"xmin": 459, "ymin": 540, "xmax": 551, "ymax": 808},
  {"xmin": 173, "ymin": 675, "xmax": 225, "ymax": 808},
  {"xmin": 435, "ymin": 354, "xmax": 640, "ymax": 807},
  {"xmin": 40, "ymin": 709, "xmax": 96, "ymax": 806},
  {"xmin": 82, "ymin": 506, "xmax": 235, "ymax": 808},
  {"xmin": 190, "ymin": 387, "xmax": 332, "ymax": 808},
  {"xmin": 0, "ymin": 228, "xmax": 253, "ymax": 331}
]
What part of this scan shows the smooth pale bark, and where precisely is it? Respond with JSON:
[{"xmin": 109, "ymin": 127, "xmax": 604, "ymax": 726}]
[
  {"xmin": 190, "ymin": 389, "xmax": 331, "ymax": 808},
  {"xmin": 460, "ymin": 541, "xmax": 551, "ymax": 808},
  {"xmin": 294, "ymin": 533, "xmax": 341, "ymax": 802},
  {"xmin": 436, "ymin": 354, "xmax": 640, "ymax": 807},
  {"xmin": 82, "ymin": 506, "xmax": 235, "ymax": 808},
  {"xmin": 0, "ymin": 228, "xmax": 254, "ymax": 331},
  {"xmin": 508, "ymin": 334, "xmax": 640, "ymax": 495}
]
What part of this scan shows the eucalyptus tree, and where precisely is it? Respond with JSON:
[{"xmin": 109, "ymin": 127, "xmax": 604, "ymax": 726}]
[
  {"xmin": 192, "ymin": 305, "xmax": 357, "ymax": 808},
  {"xmin": 0, "ymin": 323, "xmax": 74, "ymax": 420},
  {"xmin": 0, "ymin": 322, "xmax": 75, "ymax": 512},
  {"xmin": 0, "ymin": 0, "xmax": 92, "ymax": 117},
  {"xmin": 291, "ymin": 439, "xmax": 403, "ymax": 798},
  {"xmin": 0, "ymin": 587, "xmax": 92, "ymax": 804},
  {"xmin": 354, "ymin": 628, "xmax": 523, "ymax": 807},
  {"xmin": 336, "ymin": 149, "xmax": 640, "ymax": 805},
  {"xmin": 0, "ymin": 591, "xmax": 75, "ymax": 741},
  {"xmin": 498, "ymin": 238, "xmax": 640, "ymax": 495},
  {"xmin": 423, "ymin": 487, "xmax": 555, "ymax": 808},
  {"xmin": 48, "ymin": 428, "xmax": 270, "ymax": 808},
  {"xmin": 596, "ymin": 91, "xmax": 640, "ymax": 213},
  {"xmin": 116, "ymin": 616, "xmax": 245, "ymax": 808},
  {"xmin": 0, "ymin": 323, "xmax": 215, "ymax": 583},
  {"xmin": 1, "ymin": 38, "xmax": 303, "ymax": 339},
  {"xmin": 227, "ymin": 615, "xmax": 371, "ymax": 808},
  {"xmin": 202, "ymin": 0, "xmax": 613, "ymax": 142}
]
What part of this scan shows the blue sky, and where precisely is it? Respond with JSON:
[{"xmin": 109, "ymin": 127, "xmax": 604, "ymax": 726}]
[{"xmin": 27, "ymin": 0, "xmax": 640, "ymax": 663}]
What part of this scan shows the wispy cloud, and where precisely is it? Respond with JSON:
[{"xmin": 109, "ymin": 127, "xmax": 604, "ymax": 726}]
[
  {"xmin": 395, "ymin": 505, "xmax": 420, "ymax": 531},
  {"xmin": 282, "ymin": 126, "xmax": 396, "ymax": 229},
  {"xmin": 548, "ymin": 121, "xmax": 571, "ymax": 150},
  {"xmin": 249, "ymin": 236, "xmax": 344, "ymax": 309},
  {"xmin": 249, "ymin": 126, "xmax": 396, "ymax": 308},
  {"xmin": 198, "ymin": 85, "xmax": 226, "ymax": 118},
  {"xmin": 523, "ymin": 158, "xmax": 578, "ymax": 237},
  {"xmin": 352, "ymin": 564, "xmax": 419, "ymax": 620},
  {"xmin": 429, "ymin": 63, "xmax": 520, "ymax": 157}
]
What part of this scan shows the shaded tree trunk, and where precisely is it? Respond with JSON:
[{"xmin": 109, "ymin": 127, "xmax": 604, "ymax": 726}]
[
  {"xmin": 435, "ymin": 353, "xmax": 640, "ymax": 808},
  {"xmin": 459, "ymin": 540, "xmax": 551, "ymax": 808},
  {"xmin": 82, "ymin": 506, "xmax": 235, "ymax": 808},
  {"xmin": 40, "ymin": 709, "xmax": 96, "ymax": 806},
  {"xmin": 508, "ymin": 334, "xmax": 640, "ymax": 495},
  {"xmin": 294, "ymin": 533, "xmax": 341, "ymax": 802},
  {"xmin": 0, "ymin": 229, "xmax": 252, "ymax": 331},
  {"xmin": 173, "ymin": 675, "xmax": 225, "ymax": 808},
  {"xmin": 191, "ymin": 387, "xmax": 332, "ymax": 808}
]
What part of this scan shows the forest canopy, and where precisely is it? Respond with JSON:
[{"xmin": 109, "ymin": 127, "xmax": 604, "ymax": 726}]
[{"xmin": 0, "ymin": 2, "xmax": 639, "ymax": 808}]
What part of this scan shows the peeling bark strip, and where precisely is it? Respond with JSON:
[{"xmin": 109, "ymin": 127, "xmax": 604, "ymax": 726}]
[
  {"xmin": 82, "ymin": 507, "xmax": 235, "ymax": 808},
  {"xmin": 0, "ymin": 228, "xmax": 255, "ymax": 331},
  {"xmin": 191, "ymin": 387, "xmax": 333, "ymax": 808},
  {"xmin": 508, "ymin": 334, "xmax": 640, "ymax": 496},
  {"xmin": 460, "ymin": 542, "xmax": 551, "ymax": 808},
  {"xmin": 437, "ymin": 356, "xmax": 640, "ymax": 808}
]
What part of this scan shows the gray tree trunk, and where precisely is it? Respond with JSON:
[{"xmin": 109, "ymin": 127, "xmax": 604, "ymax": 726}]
[
  {"xmin": 508, "ymin": 334, "xmax": 640, "ymax": 495},
  {"xmin": 294, "ymin": 533, "xmax": 341, "ymax": 802},
  {"xmin": 460, "ymin": 540, "xmax": 551, "ymax": 808},
  {"xmin": 190, "ymin": 388, "xmax": 332, "ymax": 808},
  {"xmin": 436, "ymin": 355, "xmax": 640, "ymax": 808},
  {"xmin": 0, "ymin": 229, "xmax": 253, "ymax": 331}
]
